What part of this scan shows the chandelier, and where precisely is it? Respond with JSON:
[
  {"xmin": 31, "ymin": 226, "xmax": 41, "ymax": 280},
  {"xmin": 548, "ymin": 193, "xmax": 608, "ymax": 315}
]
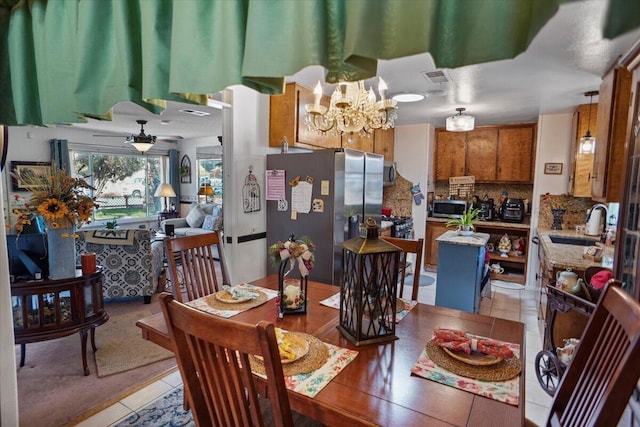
[
  {"xmin": 446, "ymin": 108, "xmax": 475, "ymax": 132},
  {"xmin": 304, "ymin": 78, "xmax": 397, "ymax": 137}
]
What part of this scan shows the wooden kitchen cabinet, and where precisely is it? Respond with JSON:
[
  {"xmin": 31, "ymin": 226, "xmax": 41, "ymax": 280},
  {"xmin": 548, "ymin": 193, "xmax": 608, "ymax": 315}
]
[
  {"xmin": 592, "ymin": 66, "xmax": 632, "ymax": 202},
  {"xmin": 435, "ymin": 131, "xmax": 465, "ymax": 181},
  {"xmin": 496, "ymin": 126, "xmax": 535, "ymax": 182},
  {"xmin": 342, "ymin": 128, "xmax": 394, "ymax": 161},
  {"xmin": 435, "ymin": 123, "xmax": 536, "ymax": 183},
  {"xmin": 372, "ymin": 128, "xmax": 395, "ymax": 161},
  {"xmin": 570, "ymin": 103, "xmax": 598, "ymax": 197},
  {"xmin": 269, "ymin": 82, "xmax": 341, "ymax": 149},
  {"xmin": 465, "ymin": 128, "xmax": 498, "ymax": 181},
  {"xmin": 424, "ymin": 221, "xmax": 449, "ymax": 270}
]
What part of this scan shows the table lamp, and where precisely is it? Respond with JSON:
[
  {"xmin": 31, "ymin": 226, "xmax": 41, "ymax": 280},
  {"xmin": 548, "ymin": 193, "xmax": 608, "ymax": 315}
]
[
  {"xmin": 154, "ymin": 183, "xmax": 176, "ymax": 212},
  {"xmin": 198, "ymin": 182, "xmax": 215, "ymax": 203}
]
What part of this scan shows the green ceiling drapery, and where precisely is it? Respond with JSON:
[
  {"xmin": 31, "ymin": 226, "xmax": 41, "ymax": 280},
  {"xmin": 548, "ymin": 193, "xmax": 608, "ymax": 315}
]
[{"xmin": 0, "ymin": 0, "xmax": 638, "ymax": 126}]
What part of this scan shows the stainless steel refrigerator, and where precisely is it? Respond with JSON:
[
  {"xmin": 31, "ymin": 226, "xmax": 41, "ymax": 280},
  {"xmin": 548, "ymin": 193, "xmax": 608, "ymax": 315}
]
[{"xmin": 266, "ymin": 148, "xmax": 384, "ymax": 285}]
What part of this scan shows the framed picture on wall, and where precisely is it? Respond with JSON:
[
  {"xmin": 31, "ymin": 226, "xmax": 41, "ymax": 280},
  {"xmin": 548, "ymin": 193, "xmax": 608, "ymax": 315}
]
[
  {"xmin": 544, "ymin": 162, "xmax": 563, "ymax": 175},
  {"xmin": 11, "ymin": 161, "xmax": 50, "ymax": 191}
]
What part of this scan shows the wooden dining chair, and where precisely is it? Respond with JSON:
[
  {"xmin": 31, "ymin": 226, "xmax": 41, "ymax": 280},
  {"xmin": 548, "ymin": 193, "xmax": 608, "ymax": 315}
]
[
  {"xmin": 545, "ymin": 281, "xmax": 640, "ymax": 427},
  {"xmin": 381, "ymin": 236, "xmax": 424, "ymax": 301},
  {"xmin": 165, "ymin": 231, "xmax": 229, "ymax": 303},
  {"xmin": 158, "ymin": 292, "xmax": 294, "ymax": 427}
]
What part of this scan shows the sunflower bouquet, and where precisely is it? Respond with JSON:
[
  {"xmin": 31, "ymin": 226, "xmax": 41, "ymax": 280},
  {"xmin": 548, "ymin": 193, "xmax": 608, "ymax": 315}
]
[{"xmin": 12, "ymin": 165, "xmax": 98, "ymax": 237}]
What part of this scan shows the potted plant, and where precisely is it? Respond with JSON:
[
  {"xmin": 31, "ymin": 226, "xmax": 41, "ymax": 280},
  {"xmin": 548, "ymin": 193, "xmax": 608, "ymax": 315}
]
[{"xmin": 445, "ymin": 206, "xmax": 480, "ymax": 236}]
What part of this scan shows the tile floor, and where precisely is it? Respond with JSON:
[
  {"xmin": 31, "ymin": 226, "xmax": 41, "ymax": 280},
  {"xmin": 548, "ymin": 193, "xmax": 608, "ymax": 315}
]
[{"xmin": 77, "ymin": 274, "xmax": 552, "ymax": 426}]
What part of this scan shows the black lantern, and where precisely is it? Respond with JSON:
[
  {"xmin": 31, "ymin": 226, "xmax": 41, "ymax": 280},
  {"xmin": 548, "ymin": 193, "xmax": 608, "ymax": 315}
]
[
  {"xmin": 277, "ymin": 234, "xmax": 310, "ymax": 318},
  {"xmin": 338, "ymin": 218, "xmax": 401, "ymax": 346}
]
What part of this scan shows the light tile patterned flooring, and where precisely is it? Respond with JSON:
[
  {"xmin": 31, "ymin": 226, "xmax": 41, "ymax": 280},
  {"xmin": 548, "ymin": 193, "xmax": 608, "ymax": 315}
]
[{"xmin": 77, "ymin": 273, "xmax": 551, "ymax": 426}]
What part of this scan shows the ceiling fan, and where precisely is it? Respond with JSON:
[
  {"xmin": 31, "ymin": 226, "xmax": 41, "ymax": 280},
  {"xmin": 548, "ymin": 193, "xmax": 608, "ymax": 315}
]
[{"xmin": 93, "ymin": 120, "xmax": 183, "ymax": 152}]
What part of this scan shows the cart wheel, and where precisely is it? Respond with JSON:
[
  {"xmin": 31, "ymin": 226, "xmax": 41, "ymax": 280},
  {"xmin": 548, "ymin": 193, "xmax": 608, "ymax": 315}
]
[{"xmin": 535, "ymin": 350, "xmax": 563, "ymax": 396}]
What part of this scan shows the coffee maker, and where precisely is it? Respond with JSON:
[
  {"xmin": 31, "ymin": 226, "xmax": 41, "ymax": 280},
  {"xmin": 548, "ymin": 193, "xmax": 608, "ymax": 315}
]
[{"xmin": 478, "ymin": 199, "xmax": 495, "ymax": 220}]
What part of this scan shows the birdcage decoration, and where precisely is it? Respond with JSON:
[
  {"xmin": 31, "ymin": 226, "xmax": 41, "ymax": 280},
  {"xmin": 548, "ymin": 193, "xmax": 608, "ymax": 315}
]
[
  {"xmin": 338, "ymin": 218, "xmax": 401, "ymax": 346},
  {"xmin": 242, "ymin": 166, "xmax": 261, "ymax": 213}
]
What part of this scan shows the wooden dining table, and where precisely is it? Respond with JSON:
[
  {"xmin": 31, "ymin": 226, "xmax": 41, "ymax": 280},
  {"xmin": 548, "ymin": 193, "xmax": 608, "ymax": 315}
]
[{"xmin": 136, "ymin": 275, "xmax": 525, "ymax": 426}]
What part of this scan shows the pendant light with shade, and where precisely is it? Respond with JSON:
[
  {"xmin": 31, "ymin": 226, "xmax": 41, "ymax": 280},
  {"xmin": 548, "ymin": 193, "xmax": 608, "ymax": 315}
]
[
  {"xmin": 579, "ymin": 91, "xmax": 598, "ymax": 154},
  {"xmin": 126, "ymin": 120, "xmax": 157, "ymax": 153},
  {"xmin": 446, "ymin": 108, "xmax": 475, "ymax": 132}
]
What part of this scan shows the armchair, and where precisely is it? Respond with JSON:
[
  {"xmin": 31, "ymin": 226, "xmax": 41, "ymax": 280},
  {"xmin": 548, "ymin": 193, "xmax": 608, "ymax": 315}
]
[{"xmin": 75, "ymin": 229, "xmax": 163, "ymax": 303}]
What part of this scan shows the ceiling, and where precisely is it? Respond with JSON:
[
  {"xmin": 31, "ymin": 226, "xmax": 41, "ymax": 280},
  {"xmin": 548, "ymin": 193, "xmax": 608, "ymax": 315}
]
[{"xmin": 64, "ymin": 0, "xmax": 640, "ymax": 140}]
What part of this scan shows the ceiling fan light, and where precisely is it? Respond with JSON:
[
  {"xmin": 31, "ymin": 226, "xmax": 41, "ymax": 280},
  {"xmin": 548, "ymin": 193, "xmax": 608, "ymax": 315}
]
[
  {"xmin": 446, "ymin": 108, "xmax": 475, "ymax": 132},
  {"xmin": 130, "ymin": 141, "xmax": 154, "ymax": 152}
]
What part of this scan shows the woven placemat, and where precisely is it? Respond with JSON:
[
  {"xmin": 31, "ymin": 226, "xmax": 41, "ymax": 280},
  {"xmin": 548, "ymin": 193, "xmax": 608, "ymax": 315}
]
[
  {"xmin": 426, "ymin": 340, "xmax": 521, "ymax": 381},
  {"xmin": 250, "ymin": 333, "xmax": 329, "ymax": 376},
  {"xmin": 203, "ymin": 290, "xmax": 268, "ymax": 311}
]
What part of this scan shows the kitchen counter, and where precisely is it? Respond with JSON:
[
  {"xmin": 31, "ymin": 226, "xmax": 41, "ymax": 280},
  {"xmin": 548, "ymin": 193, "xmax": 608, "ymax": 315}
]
[
  {"xmin": 537, "ymin": 228, "xmax": 611, "ymax": 271},
  {"xmin": 426, "ymin": 216, "xmax": 531, "ymax": 230}
]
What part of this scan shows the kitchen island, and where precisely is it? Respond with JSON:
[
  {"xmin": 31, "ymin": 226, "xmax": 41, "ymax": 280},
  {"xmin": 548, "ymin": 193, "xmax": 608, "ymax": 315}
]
[
  {"xmin": 435, "ymin": 230, "xmax": 490, "ymax": 313},
  {"xmin": 425, "ymin": 217, "xmax": 531, "ymax": 284}
]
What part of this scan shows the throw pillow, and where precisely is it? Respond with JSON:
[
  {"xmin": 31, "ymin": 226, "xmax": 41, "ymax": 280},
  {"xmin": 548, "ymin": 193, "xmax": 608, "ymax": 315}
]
[
  {"xmin": 186, "ymin": 205, "xmax": 206, "ymax": 228},
  {"xmin": 201, "ymin": 215, "xmax": 215, "ymax": 231},
  {"xmin": 211, "ymin": 205, "xmax": 223, "ymax": 230}
]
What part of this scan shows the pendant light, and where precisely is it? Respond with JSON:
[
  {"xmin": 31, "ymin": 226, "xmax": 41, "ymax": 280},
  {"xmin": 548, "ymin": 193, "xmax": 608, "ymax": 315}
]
[
  {"xmin": 446, "ymin": 107, "xmax": 475, "ymax": 132},
  {"xmin": 579, "ymin": 91, "xmax": 598, "ymax": 154}
]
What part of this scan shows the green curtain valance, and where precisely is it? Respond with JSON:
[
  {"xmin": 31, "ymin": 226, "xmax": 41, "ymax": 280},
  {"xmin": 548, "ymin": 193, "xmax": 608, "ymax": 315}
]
[{"xmin": 0, "ymin": 0, "xmax": 638, "ymax": 126}]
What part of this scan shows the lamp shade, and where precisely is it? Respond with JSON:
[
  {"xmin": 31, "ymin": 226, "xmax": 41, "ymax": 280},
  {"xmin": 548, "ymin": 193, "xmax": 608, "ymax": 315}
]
[
  {"xmin": 130, "ymin": 141, "xmax": 154, "ymax": 153},
  {"xmin": 154, "ymin": 183, "xmax": 176, "ymax": 198},
  {"xmin": 446, "ymin": 108, "xmax": 475, "ymax": 132},
  {"xmin": 198, "ymin": 183, "xmax": 215, "ymax": 196}
]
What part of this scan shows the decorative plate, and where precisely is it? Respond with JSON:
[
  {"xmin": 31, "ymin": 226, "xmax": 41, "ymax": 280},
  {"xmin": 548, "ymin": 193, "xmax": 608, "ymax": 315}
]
[
  {"xmin": 256, "ymin": 332, "xmax": 310, "ymax": 364},
  {"xmin": 214, "ymin": 290, "xmax": 254, "ymax": 304},
  {"xmin": 442, "ymin": 347, "xmax": 503, "ymax": 366}
]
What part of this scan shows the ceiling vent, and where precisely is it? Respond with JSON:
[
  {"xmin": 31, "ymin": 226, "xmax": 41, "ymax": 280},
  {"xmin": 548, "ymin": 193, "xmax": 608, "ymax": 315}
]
[
  {"xmin": 180, "ymin": 108, "xmax": 210, "ymax": 117},
  {"xmin": 421, "ymin": 70, "xmax": 452, "ymax": 84}
]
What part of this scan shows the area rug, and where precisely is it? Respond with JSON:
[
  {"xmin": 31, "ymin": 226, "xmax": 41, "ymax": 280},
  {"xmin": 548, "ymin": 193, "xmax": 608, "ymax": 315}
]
[
  {"xmin": 404, "ymin": 272, "xmax": 436, "ymax": 287},
  {"xmin": 95, "ymin": 309, "xmax": 174, "ymax": 377},
  {"xmin": 16, "ymin": 298, "xmax": 177, "ymax": 427}
]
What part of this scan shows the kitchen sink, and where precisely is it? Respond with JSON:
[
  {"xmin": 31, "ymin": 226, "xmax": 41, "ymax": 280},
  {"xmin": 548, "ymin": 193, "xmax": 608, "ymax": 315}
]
[{"xmin": 549, "ymin": 235, "xmax": 598, "ymax": 246}]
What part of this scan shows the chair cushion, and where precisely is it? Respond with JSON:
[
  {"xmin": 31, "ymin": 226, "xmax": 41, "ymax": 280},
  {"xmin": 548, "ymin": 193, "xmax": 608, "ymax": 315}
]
[{"xmin": 185, "ymin": 205, "xmax": 206, "ymax": 228}]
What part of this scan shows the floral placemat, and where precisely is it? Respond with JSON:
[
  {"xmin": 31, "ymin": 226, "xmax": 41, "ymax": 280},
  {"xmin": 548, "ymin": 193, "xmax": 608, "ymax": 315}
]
[
  {"xmin": 252, "ymin": 338, "xmax": 358, "ymax": 398},
  {"xmin": 411, "ymin": 334, "xmax": 520, "ymax": 406},
  {"xmin": 319, "ymin": 292, "xmax": 417, "ymax": 322},
  {"xmin": 186, "ymin": 283, "xmax": 278, "ymax": 318}
]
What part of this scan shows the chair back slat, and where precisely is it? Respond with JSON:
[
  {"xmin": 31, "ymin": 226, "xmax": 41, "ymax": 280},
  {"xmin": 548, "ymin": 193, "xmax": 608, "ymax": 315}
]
[
  {"xmin": 165, "ymin": 231, "xmax": 227, "ymax": 302},
  {"xmin": 159, "ymin": 293, "xmax": 294, "ymax": 427},
  {"xmin": 381, "ymin": 236, "xmax": 424, "ymax": 301},
  {"xmin": 547, "ymin": 281, "xmax": 640, "ymax": 427}
]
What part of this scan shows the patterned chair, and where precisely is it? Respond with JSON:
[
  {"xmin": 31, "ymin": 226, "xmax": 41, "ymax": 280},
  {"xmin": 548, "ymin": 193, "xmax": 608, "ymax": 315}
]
[{"xmin": 76, "ymin": 229, "xmax": 164, "ymax": 303}]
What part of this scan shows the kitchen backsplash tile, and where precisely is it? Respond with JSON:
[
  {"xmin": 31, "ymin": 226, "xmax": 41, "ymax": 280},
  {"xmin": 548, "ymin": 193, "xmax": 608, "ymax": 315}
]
[
  {"xmin": 383, "ymin": 173, "xmax": 413, "ymax": 217},
  {"xmin": 434, "ymin": 183, "xmax": 533, "ymax": 209},
  {"xmin": 537, "ymin": 194, "xmax": 595, "ymax": 230}
]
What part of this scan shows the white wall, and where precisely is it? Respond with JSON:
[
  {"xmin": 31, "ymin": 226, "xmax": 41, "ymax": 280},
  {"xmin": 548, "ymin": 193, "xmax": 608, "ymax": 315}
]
[
  {"xmin": 222, "ymin": 86, "xmax": 270, "ymax": 285},
  {"xmin": 526, "ymin": 112, "xmax": 574, "ymax": 287},
  {"xmin": 393, "ymin": 123, "xmax": 433, "ymax": 242}
]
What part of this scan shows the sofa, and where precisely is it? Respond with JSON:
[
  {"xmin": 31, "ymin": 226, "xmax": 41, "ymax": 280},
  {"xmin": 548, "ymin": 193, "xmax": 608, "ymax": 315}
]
[
  {"xmin": 161, "ymin": 203, "xmax": 222, "ymax": 237},
  {"xmin": 76, "ymin": 229, "xmax": 164, "ymax": 303}
]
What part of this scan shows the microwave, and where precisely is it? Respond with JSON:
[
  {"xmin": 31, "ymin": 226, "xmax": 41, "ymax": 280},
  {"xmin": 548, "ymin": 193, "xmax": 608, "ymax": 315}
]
[
  {"xmin": 432, "ymin": 200, "xmax": 467, "ymax": 218},
  {"xmin": 383, "ymin": 161, "xmax": 397, "ymax": 187}
]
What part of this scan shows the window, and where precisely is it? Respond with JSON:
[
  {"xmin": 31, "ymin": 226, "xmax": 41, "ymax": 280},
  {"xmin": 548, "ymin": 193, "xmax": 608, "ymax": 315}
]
[
  {"xmin": 197, "ymin": 156, "xmax": 222, "ymax": 204},
  {"xmin": 70, "ymin": 151, "xmax": 165, "ymax": 222}
]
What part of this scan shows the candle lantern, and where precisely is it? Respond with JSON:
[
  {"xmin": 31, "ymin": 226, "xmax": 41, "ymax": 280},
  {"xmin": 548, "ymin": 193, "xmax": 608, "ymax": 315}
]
[
  {"xmin": 338, "ymin": 218, "xmax": 401, "ymax": 346},
  {"xmin": 271, "ymin": 234, "xmax": 315, "ymax": 318}
]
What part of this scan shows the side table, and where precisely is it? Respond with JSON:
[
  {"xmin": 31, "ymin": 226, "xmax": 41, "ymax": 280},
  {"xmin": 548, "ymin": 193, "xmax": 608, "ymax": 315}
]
[
  {"xmin": 11, "ymin": 268, "xmax": 108, "ymax": 375},
  {"xmin": 157, "ymin": 210, "xmax": 180, "ymax": 228}
]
